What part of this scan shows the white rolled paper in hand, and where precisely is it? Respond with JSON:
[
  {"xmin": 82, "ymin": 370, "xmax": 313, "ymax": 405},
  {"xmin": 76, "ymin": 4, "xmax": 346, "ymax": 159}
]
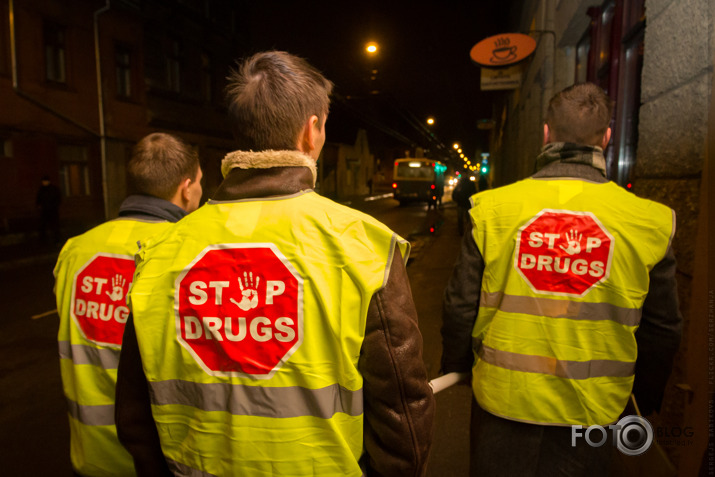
[{"xmin": 428, "ymin": 372, "xmax": 470, "ymax": 394}]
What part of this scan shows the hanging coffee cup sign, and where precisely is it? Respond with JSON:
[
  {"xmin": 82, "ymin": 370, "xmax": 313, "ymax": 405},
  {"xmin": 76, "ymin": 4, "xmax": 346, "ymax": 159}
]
[{"xmin": 470, "ymin": 33, "xmax": 536, "ymax": 67}]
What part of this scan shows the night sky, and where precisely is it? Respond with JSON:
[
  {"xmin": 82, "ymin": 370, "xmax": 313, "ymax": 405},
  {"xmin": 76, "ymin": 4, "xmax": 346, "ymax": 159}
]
[{"xmin": 237, "ymin": 1, "xmax": 517, "ymax": 164}]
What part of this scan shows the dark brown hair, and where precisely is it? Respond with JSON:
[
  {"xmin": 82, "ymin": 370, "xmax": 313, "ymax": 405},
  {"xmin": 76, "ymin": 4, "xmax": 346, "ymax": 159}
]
[
  {"xmin": 127, "ymin": 133, "xmax": 200, "ymax": 200},
  {"xmin": 225, "ymin": 51, "xmax": 334, "ymax": 151},
  {"xmin": 545, "ymin": 83, "xmax": 614, "ymax": 146}
]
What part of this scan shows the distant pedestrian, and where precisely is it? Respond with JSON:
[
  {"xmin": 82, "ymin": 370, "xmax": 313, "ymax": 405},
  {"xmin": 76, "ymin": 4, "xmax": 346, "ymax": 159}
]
[
  {"xmin": 54, "ymin": 133, "xmax": 202, "ymax": 477},
  {"xmin": 36, "ymin": 175, "xmax": 61, "ymax": 245},
  {"xmin": 441, "ymin": 83, "xmax": 682, "ymax": 476},
  {"xmin": 452, "ymin": 174, "xmax": 477, "ymax": 235},
  {"xmin": 478, "ymin": 173, "xmax": 488, "ymax": 192}
]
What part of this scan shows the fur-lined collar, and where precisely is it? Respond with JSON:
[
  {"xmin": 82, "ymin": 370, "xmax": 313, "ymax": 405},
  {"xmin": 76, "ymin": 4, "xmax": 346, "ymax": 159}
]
[{"xmin": 221, "ymin": 149, "xmax": 317, "ymax": 185}]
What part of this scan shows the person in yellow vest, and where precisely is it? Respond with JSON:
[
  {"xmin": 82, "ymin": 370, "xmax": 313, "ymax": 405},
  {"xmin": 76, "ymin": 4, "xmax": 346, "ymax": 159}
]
[
  {"xmin": 115, "ymin": 51, "xmax": 435, "ymax": 477},
  {"xmin": 441, "ymin": 83, "xmax": 682, "ymax": 476},
  {"xmin": 54, "ymin": 132, "xmax": 203, "ymax": 477}
]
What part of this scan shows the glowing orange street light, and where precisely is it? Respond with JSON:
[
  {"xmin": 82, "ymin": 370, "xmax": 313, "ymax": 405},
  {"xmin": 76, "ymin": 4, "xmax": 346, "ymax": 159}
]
[{"xmin": 366, "ymin": 42, "xmax": 378, "ymax": 54}]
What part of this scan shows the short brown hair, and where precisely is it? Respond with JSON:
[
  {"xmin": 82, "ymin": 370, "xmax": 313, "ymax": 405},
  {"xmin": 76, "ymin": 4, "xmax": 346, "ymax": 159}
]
[
  {"xmin": 545, "ymin": 83, "xmax": 614, "ymax": 146},
  {"xmin": 127, "ymin": 133, "xmax": 200, "ymax": 200},
  {"xmin": 225, "ymin": 51, "xmax": 334, "ymax": 151}
]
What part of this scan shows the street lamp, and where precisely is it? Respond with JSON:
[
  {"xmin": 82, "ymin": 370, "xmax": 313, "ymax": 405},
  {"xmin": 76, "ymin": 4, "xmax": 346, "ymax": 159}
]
[
  {"xmin": 426, "ymin": 117, "xmax": 435, "ymax": 126},
  {"xmin": 453, "ymin": 143, "xmax": 460, "ymax": 150},
  {"xmin": 366, "ymin": 42, "xmax": 378, "ymax": 55}
]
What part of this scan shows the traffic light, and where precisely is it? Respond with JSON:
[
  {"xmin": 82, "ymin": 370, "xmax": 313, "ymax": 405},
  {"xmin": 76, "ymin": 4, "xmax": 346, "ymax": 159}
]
[{"xmin": 480, "ymin": 156, "xmax": 489, "ymax": 175}]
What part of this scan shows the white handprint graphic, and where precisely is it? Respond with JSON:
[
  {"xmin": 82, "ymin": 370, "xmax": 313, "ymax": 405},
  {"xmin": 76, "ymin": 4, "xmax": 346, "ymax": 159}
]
[
  {"xmin": 105, "ymin": 274, "xmax": 126, "ymax": 301},
  {"xmin": 559, "ymin": 229, "xmax": 582, "ymax": 255},
  {"xmin": 230, "ymin": 271, "xmax": 260, "ymax": 311}
]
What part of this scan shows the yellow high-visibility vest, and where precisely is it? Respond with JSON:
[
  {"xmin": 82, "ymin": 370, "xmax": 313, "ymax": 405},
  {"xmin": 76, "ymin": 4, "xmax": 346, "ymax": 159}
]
[
  {"xmin": 55, "ymin": 218, "xmax": 173, "ymax": 477},
  {"xmin": 469, "ymin": 178, "xmax": 674, "ymax": 426},
  {"xmin": 129, "ymin": 190, "xmax": 409, "ymax": 476}
]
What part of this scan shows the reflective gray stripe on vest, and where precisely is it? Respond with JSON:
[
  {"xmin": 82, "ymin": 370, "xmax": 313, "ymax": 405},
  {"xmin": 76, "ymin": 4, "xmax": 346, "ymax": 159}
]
[
  {"xmin": 478, "ymin": 345, "xmax": 635, "ymax": 379},
  {"xmin": 167, "ymin": 458, "xmax": 217, "ymax": 477},
  {"xmin": 66, "ymin": 397, "xmax": 116, "ymax": 426},
  {"xmin": 58, "ymin": 340, "xmax": 120, "ymax": 369},
  {"xmin": 167, "ymin": 456, "xmax": 367, "ymax": 477},
  {"xmin": 149, "ymin": 380, "xmax": 363, "ymax": 419},
  {"xmin": 480, "ymin": 291, "xmax": 641, "ymax": 327}
]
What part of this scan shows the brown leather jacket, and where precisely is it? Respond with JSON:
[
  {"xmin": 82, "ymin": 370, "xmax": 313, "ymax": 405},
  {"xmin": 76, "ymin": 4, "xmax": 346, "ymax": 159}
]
[{"xmin": 116, "ymin": 151, "xmax": 435, "ymax": 476}]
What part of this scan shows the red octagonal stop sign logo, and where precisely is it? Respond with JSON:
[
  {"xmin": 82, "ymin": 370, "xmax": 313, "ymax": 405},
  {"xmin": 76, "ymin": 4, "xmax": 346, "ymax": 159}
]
[
  {"xmin": 514, "ymin": 209, "xmax": 615, "ymax": 297},
  {"xmin": 71, "ymin": 253, "xmax": 135, "ymax": 347},
  {"xmin": 176, "ymin": 244, "xmax": 303, "ymax": 378}
]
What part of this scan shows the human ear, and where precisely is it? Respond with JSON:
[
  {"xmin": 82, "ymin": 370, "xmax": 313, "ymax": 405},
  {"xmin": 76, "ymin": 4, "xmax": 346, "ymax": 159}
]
[
  {"xmin": 299, "ymin": 115, "xmax": 320, "ymax": 153},
  {"xmin": 180, "ymin": 177, "xmax": 192, "ymax": 204},
  {"xmin": 601, "ymin": 127, "xmax": 612, "ymax": 149}
]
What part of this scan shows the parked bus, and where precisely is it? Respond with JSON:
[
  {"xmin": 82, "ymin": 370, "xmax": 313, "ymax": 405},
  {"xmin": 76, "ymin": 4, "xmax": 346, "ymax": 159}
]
[{"xmin": 392, "ymin": 158, "xmax": 446, "ymax": 206}]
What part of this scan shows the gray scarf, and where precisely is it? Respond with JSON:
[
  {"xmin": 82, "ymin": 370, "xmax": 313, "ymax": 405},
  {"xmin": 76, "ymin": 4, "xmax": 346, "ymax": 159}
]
[{"xmin": 535, "ymin": 142, "xmax": 607, "ymax": 176}]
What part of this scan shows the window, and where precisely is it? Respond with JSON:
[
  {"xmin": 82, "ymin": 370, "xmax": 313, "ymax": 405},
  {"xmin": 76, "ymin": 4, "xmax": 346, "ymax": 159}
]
[
  {"xmin": 200, "ymin": 52, "xmax": 212, "ymax": 102},
  {"xmin": 44, "ymin": 22, "xmax": 66, "ymax": 83},
  {"xmin": 166, "ymin": 39, "xmax": 181, "ymax": 93},
  {"xmin": 0, "ymin": 138, "xmax": 12, "ymax": 158},
  {"xmin": 115, "ymin": 45, "xmax": 133, "ymax": 99},
  {"xmin": 0, "ymin": 9, "xmax": 9, "ymax": 76},
  {"xmin": 58, "ymin": 145, "xmax": 90, "ymax": 197}
]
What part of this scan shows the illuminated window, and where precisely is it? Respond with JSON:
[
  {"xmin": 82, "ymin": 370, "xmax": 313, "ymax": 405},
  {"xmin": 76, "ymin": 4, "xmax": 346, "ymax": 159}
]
[
  {"xmin": 0, "ymin": 138, "xmax": 12, "ymax": 158},
  {"xmin": 58, "ymin": 145, "xmax": 90, "ymax": 197}
]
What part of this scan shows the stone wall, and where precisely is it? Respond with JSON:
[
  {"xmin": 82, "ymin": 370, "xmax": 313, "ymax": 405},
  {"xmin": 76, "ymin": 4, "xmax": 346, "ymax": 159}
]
[{"xmin": 637, "ymin": 0, "xmax": 713, "ymax": 471}]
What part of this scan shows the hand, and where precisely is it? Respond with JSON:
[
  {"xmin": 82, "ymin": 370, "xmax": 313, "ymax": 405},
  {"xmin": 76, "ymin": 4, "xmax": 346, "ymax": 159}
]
[
  {"xmin": 106, "ymin": 274, "xmax": 126, "ymax": 301},
  {"xmin": 230, "ymin": 271, "xmax": 260, "ymax": 311},
  {"xmin": 559, "ymin": 229, "xmax": 582, "ymax": 255}
]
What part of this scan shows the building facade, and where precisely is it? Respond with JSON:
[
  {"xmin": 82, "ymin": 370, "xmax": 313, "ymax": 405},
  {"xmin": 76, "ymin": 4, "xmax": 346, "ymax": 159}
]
[
  {"xmin": 488, "ymin": 0, "xmax": 712, "ymax": 474},
  {"xmin": 0, "ymin": 0, "xmax": 243, "ymax": 244}
]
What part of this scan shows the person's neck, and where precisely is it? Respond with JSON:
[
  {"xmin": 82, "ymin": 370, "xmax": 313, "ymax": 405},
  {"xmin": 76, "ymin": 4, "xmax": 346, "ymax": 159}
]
[{"xmin": 535, "ymin": 142, "xmax": 607, "ymax": 176}]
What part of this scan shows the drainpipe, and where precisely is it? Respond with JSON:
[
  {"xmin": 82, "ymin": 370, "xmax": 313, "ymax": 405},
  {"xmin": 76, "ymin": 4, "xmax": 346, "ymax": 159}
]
[
  {"xmin": 541, "ymin": 0, "xmax": 556, "ymax": 118},
  {"xmin": 9, "ymin": 0, "xmax": 98, "ymax": 137},
  {"xmin": 94, "ymin": 1, "xmax": 111, "ymax": 219}
]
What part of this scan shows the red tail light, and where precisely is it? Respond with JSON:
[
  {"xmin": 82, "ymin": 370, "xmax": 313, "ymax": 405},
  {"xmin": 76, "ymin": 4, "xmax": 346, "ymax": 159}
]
[{"xmin": 392, "ymin": 182, "xmax": 397, "ymax": 189}]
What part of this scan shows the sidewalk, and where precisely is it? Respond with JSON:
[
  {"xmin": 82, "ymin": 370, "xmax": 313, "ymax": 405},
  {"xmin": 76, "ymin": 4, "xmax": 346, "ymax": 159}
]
[{"xmin": 0, "ymin": 238, "xmax": 61, "ymax": 271}]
